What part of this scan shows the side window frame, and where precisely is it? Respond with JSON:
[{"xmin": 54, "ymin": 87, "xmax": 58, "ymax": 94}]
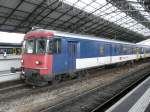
[
  {"xmin": 49, "ymin": 37, "xmax": 62, "ymax": 54},
  {"xmin": 99, "ymin": 46, "xmax": 105, "ymax": 57}
]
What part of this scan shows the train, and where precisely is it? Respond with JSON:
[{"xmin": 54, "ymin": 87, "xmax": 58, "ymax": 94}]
[
  {"xmin": 0, "ymin": 42, "xmax": 22, "ymax": 71},
  {"xmin": 18, "ymin": 28, "xmax": 150, "ymax": 86},
  {"xmin": 0, "ymin": 43, "xmax": 22, "ymax": 83},
  {"xmin": 0, "ymin": 42, "xmax": 22, "ymax": 56}
]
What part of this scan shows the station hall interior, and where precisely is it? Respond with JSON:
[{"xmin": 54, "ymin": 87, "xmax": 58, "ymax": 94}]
[{"xmin": 0, "ymin": 0, "xmax": 150, "ymax": 112}]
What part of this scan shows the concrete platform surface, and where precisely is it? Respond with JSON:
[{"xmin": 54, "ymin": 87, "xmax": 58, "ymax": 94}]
[{"xmin": 106, "ymin": 76, "xmax": 150, "ymax": 112}]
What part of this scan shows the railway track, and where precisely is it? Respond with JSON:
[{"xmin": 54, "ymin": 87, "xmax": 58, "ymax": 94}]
[
  {"xmin": 0, "ymin": 61, "xmax": 144, "ymax": 95},
  {"xmin": 91, "ymin": 72, "xmax": 150, "ymax": 112},
  {"xmin": 0, "ymin": 83, "xmax": 26, "ymax": 92},
  {"xmin": 0, "ymin": 80, "xmax": 27, "ymax": 92},
  {"xmin": 40, "ymin": 64, "xmax": 150, "ymax": 112},
  {"xmin": 0, "ymin": 81, "xmax": 31, "ymax": 101},
  {"xmin": 0, "ymin": 65, "xmax": 118, "ymax": 102},
  {"xmin": 0, "ymin": 63, "xmax": 128, "ymax": 101},
  {"xmin": 0, "ymin": 61, "xmax": 149, "ymax": 112}
]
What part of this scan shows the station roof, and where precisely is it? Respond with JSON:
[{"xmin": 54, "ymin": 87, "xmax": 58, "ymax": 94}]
[
  {"xmin": 0, "ymin": 0, "xmax": 150, "ymax": 43},
  {"xmin": 0, "ymin": 42, "xmax": 22, "ymax": 47}
]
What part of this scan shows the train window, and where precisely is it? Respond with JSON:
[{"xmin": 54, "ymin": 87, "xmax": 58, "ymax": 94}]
[
  {"xmin": 133, "ymin": 48, "xmax": 136, "ymax": 54},
  {"xmin": 16, "ymin": 48, "xmax": 21, "ymax": 55},
  {"xmin": 132, "ymin": 47, "xmax": 134, "ymax": 54},
  {"xmin": 25, "ymin": 40, "xmax": 34, "ymax": 54},
  {"xmin": 7, "ymin": 48, "xmax": 13, "ymax": 54},
  {"xmin": 119, "ymin": 45, "xmax": 123, "ymax": 55},
  {"xmin": 36, "ymin": 39, "xmax": 47, "ymax": 54},
  {"xmin": 13, "ymin": 48, "xmax": 16, "ymax": 54},
  {"xmin": 100, "ymin": 47, "xmax": 104, "ymax": 56},
  {"xmin": 49, "ymin": 40, "xmax": 53, "ymax": 54},
  {"xmin": 126, "ymin": 47, "xmax": 131, "ymax": 54},
  {"xmin": 53, "ymin": 39, "xmax": 61, "ymax": 54},
  {"xmin": 114, "ymin": 46, "xmax": 117, "ymax": 53},
  {"xmin": 0, "ymin": 48, "xmax": 5, "ymax": 54},
  {"xmin": 0, "ymin": 48, "xmax": 21, "ymax": 55},
  {"xmin": 115, "ymin": 45, "xmax": 120, "ymax": 54},
  {"xmin": 136, "ymin": 47, "xmax": 139, "ymax": 53},
  {"xmin": 123, "ymin": 47, "xmax": 126, "ymax": 54}
]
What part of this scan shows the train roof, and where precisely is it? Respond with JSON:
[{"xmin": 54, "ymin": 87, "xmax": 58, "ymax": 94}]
[
  {"xmin": 53, "ymin": 30, "xmax": 135, "ymax": 45},
  {"xmin": 28, "ymin": 29, "xmax": 147, "ymax": 47}
]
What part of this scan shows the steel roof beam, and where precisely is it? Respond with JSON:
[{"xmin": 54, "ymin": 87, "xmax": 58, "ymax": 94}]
[
  {"xmin": 31, "ymin": 0, "xmax": 62, "ymax": 28},
  {"xmin": 108, "ymin": 0, "xmax": 150, "ymax": 30},
  {"xmin": 66, "ymin": 3, "xmax": 109, "ymax": 32},
  {"xmin": 25, "ymin": 0, "xmax": 59, "ymax": 32},
  {"xmin": 0, "ymin": 0, "xmax": 25, "ymax": 28},
  {"xmin": 43, "ymin": 4, "xmax": 77, "ymax": 29},
  {"xmin": 14, "ymin": 0, "xmax": 47, "ymax": 31}
]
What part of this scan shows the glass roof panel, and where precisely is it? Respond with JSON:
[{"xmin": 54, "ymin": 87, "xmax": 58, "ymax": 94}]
[
  {"xmin": 127, "ymin": 0, "xmax": 150, "ymax": 21},
  {"xmin": 64, "ymin": 0, "xmax": 78, "ymax": 5},
  {"xmin": 63, "ymin": 0, "xmax": 150, "ymax": 36},
  {"xmin": 75, "ymin": 1, "xmax": 87, "ymax": 9},
  {"xmin": 95, "ymin": 0, "xmax": 107, "ymax": 5},
  {"xmin": 84, "ymin": 6, "xmax": 95, "ymax": 13},
  {"xmin": 90, "ymin": 2, "xmax": 101, "ymax": 8},
  {"xmin": 81, "ymin": 0, "xmax": 93, "ymax": 4}
]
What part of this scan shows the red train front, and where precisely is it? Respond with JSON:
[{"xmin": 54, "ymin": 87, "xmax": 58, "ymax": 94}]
[{"xmin": 21, "ymin": 30, "xmax": 54, "ymax": 86}]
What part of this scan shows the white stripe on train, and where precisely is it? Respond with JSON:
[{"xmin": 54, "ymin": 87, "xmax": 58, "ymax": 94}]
[{"xmin": 76, "ymin": 54, "xmax": 150, "ymax": 69}]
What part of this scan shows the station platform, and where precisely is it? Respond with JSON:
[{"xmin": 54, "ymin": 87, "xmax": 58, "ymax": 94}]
[
  {"xmin": 106, "ymin": 76, "xmax": 150, "ymax": 112},
  {"xmin": 0, "ymin": 70, "xmax": 20, "ymax": 83}
]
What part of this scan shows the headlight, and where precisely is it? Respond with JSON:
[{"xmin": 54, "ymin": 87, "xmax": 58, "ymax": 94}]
[
  {"xmin": 35, "ymin": 61, "xmax": 40, "ymax": 65},
  {"xmin": 21, "ymin": 59, "xmax": 24, "ymax": 63}
]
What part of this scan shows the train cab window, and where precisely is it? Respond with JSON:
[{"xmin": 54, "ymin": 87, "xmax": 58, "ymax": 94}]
[
  {"xmin": 25, "ymin": 40, "xmax": 34, "ymax": 54},
  {"xmin": 36, "ymin": 39, "xmax": 47, "ymax": 54}
]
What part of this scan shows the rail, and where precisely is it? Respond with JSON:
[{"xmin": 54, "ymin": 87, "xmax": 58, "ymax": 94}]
[{"xmin": 90, "ymin": 72, "xmax": 150, "ymax": 112}]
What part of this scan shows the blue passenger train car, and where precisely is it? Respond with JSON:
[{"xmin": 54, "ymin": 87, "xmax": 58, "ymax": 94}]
[{"xmin": 20, "ymin": 29, "xmax": 150, "ymax": 85}]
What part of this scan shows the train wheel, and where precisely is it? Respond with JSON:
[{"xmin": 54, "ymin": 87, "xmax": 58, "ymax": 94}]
[
  {"xmin": 68, "ymin": 72, "xmax": 78, "ymax": 79},
  {"xmin": 51, "ymin": 79, "xmax": 59, "ymax": 85},
  {"xmin": 77, "ymin": 71, "xmax": 85, "ymax": 79},
  {"xmin": 52, "ymin": 75, "xmax": 62, "ymax": 84}
]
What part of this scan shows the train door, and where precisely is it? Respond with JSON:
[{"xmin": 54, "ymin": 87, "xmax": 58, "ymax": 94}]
[
  {"xmin": 104, "ymin": 44, "xmax": 112, "ymax": 64},
  {"xmin": 68, "ymin": 41, "xmax": 78, "ymax": 71}
]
